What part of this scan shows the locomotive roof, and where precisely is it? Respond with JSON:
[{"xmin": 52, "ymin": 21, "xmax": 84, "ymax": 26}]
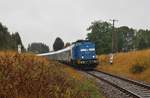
[{"xmin": 72, "ymin": 40, "xmax": 90, "ymax": 44}]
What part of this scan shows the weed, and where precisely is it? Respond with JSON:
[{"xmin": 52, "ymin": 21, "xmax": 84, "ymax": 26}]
[
  {"xmin": 97, "ymin": 49, "xmax": 150, "ymax": 83},
  {"xmin": 0, "ymin": 51, "xmax": 102, "ymax": 98},
  {"xmin": 130, "ymin": 65, "xmax": 145, "ymax": 74}
]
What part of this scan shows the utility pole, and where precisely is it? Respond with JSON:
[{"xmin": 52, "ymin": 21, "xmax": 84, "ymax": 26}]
[{"xmin": 110, "ymin": 19, "xmax": 118, "ymax": 53}]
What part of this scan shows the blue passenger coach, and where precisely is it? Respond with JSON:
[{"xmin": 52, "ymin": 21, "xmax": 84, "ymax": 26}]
[{"xmin": 37, "ymin": 40, "xmax": 98, "ymax": 69}]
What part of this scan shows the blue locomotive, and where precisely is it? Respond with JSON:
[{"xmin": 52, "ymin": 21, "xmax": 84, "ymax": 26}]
[{"xmin": 37, "ymin": 40, "xmax": 98, "ymax": 69}]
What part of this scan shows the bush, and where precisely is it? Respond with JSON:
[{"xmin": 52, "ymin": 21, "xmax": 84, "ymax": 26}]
[
  {"xmin": 0, "ymin": 52, "xmax": 74, "ymax": 98},
  {"xmin": 0, "ymin": 51, "xmax": 102, "ymax": 98},
  {"xmin": 130, "ymin": 65, "xmax": 145, "ymax": 74}
]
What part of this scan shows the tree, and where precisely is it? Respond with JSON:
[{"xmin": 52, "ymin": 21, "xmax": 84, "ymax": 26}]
[
  {"xmin": 28, "ymin": 43, "xmax": 49, "ymax": 54},
  {"xmin": 0, "ymin": 23, "xmax": 11, "ymax": 50},
  {"xmin": 53, "ymin": 37, "xmax": 64, "ymax": 51},
  {"xmin": 116, "ymin": 26, "xmax": 135, "ymax": 52},
  {"xmin": 86, "ymin": 20, "xmax": 150, "ymax": 54},
  {"xmin": 87, "ymin": 21, "xmax": 112, "ymax": 54},
  {"xmin": 11, "ymin": 32, "xmax": 25, "ymax": 51},
  {"xmin": 135, "ymin": 29, "xmax": 150, "ymax": 50},
  {"xmin": 0, "ymin": 22, "xmax": 25, "ymax": 51},
  {"xmin": 64, "ymin": 42, "xmax": 71, "ymax": 48}
]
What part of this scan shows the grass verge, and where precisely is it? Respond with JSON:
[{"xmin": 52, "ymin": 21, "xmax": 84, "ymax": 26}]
[{"xmin": 97, "ymin": 49, "xmax": 150, "ymax": 83}]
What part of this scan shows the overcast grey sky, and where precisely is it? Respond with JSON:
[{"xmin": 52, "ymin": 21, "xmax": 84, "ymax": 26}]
[{"xmin": 0, "ymin": 0, "xmax": 149, "ymax": 50}]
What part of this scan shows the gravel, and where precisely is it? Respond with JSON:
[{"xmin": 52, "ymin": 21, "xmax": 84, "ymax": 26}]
[
  {"xmin": 77, "ymin": 70, "xmax": 134, "ymax": 98},
  {"xmin": 89, "ymin": 71, "xmax": 150, "ymax": 98}
]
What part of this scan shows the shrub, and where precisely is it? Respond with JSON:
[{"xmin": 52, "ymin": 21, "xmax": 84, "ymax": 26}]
[
  {"xmin": 130, "ymin": 65, "xmax": 145, "ymax": 74},
  {"xmin": 0, "ymin": 52, "xmax": 74, "ymax": 98},
  {"xmin": 0, "ymin": 51, "xmax": 102, "ymax": 98}
]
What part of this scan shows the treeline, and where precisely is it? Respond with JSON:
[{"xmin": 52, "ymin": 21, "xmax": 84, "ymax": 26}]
[
  {"xmin": 0, "ymin": 23, "xmax": 25, "ymax": 51},
  {"xmin": 1, "ymin": 21, "xmax": 150, "ymax": 55},
  {"xmin": 28, "ymin": 37, "xmax": 68, "ymax": 54},
  {"xmin": 87, "ymin": 20, "xmax": 150, "ymax": 54},
  {"xmin": 0, "ymin": 22, "xmax": 68, "ymax": 53},
  {"xmin": 28, "ymin": 43, "xmax": 49, "ymax": 53},
  {"xmin": 0, "ymin": 22, "xmax": 50, "ymax": 54}
]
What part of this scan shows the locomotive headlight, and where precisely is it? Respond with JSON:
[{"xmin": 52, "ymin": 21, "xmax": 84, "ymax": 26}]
[
  {"xmin": 81, "ymin": 56, "xmax": 84, "ymax": 59},
  {"xmin": 93, "ymin": 55, "xmax": 95, "ymax": 58}
]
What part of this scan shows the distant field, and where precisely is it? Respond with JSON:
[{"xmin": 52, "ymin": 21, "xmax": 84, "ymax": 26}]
[
  {"xmin": 97, "ymin": 49, "xmax": 150, "ymax": 83},
  {"xmin": 0, "ymin": 51, "xmax": 102, "ymax": 98}
]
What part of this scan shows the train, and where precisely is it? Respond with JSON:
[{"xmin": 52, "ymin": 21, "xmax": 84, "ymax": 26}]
[{"xmin": 37, "ymin": 40, "xmax": 98, "ymax": 69}]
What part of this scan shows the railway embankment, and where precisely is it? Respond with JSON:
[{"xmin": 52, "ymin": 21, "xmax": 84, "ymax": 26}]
[
  {"xmin": 97, "ymin": 49, "xmax": 150, "ymax": 84},
  {"xmin": 78, "ymin": 70, "xmax": 131, "ymax": 98},
  {"xmin": 0, "ymin": 51, "xmax": 102, "ymax": 98}
]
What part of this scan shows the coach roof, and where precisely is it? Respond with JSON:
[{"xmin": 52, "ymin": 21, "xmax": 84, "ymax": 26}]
[{"xmin": 37, "ymin": 44, "xmax": 74, "ymax": 56}]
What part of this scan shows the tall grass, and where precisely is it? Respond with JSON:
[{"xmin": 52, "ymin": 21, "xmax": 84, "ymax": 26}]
[
  {"xmin": 0, "ymin": 51, "xmax": 102, "ymax": 98},
  {"xmin": 97, "ymin": 49, "xmax": 150, "ymax": 83}
]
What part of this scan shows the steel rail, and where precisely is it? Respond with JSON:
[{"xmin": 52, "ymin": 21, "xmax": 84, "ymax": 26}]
[
  {"xmin": 86, "ymin": 70, "xmax": 150, "ymax": 98},
  {"xmin": 94, "ymin": 69, "xmax": 150, "ymax": 89}
]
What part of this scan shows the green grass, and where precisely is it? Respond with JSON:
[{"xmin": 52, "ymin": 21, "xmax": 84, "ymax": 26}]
[{"xmin": 77, "ymin": 80, "xmax": 102, "ymax": 98}]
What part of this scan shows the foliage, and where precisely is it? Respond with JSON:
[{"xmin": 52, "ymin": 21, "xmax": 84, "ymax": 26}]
[
  {"xmin": 87, "ymin": 20, "xmax": 150, "ymax": 54},
  {"xmin": 0, "ymin": 51, "xmax": 102, "ymax": 98},
  {"xmin": 87, "ymin": 21, "xmax": 112, "ymax": 54},
  {"xmin": 130, "ymin": 65, "xmax": 145, "ymax": 74},
  {"xmin": 135, "ymin": 29, "xmax": 150, "ymax": 50},
  {"xmin": 11, "ymin": 32, "xmax": 25, "ymax": 51},
  {"xmin": 28, "ymin": 42, "xmax": 49, "ymax": 54},
  {"xmin": 64, "ymin": 42, "xmax": 71, "ymax": 48},
  {"xmin": 64, "ymin": 67, "xmax": 102, "ymax": 98},
  {"xmin": 53, "ymin": 37, "xmax": 64, "ymax": 51},
  {"xmin": 0, "ymin": 22, "xmax": 25, "ymax": 51},
  {"xmin": 97, "ymin": 49, "xmax": 150, "ymax": 83},
  {"xmin": 116, "ymin": 26, "xmax": 135, "ymax": 52}
]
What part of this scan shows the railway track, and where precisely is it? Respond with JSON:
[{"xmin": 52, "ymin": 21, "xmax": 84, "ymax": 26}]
[{"xmin": 86, "ymin": 70, "xmax": 150, "ymax": 98}]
